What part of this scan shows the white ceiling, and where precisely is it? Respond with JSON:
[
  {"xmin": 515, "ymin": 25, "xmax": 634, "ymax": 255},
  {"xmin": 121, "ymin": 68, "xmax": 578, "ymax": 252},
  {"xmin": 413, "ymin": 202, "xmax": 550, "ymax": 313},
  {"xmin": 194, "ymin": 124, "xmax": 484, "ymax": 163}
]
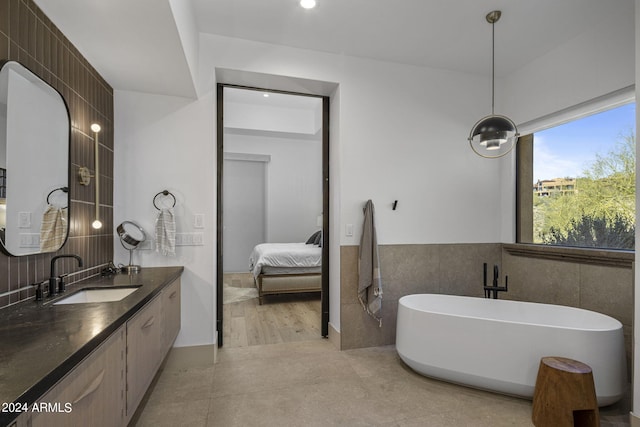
[
  {"xmin": 34, "ymin": 0, "xmax": 628, "ymax": 99},
  {"xmin": 224, "ymin": 86, "xmax": 322, "ymax": 136},
  {"xmin": 192, "ymin": 0, "xmax": 615, "ymax": 76},
  {"xmin": 224, "ymin": 87, "xmax": 322, "ymax": 110},
  {"xmin": 34, "ymin": 0, "xmax": 197, "ymax": 98}
]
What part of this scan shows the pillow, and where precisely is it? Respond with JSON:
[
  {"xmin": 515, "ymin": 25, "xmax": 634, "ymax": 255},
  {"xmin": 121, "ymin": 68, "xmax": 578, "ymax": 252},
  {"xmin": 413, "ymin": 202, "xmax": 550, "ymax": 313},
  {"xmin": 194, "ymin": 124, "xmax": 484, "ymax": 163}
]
[
  {"xmin": 313, "ymin": 230, "xmax": 323, "ymax": 246},
  {"xmin": 306, "ymin": 231, "xmax": 321, "ymax": 244}
]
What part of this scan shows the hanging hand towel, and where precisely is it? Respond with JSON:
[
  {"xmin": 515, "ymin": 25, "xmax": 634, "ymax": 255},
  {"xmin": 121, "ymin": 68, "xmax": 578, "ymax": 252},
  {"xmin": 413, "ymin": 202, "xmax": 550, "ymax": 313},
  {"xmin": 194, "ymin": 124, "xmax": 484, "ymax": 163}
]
[
  {"xmin": 155, "ymin": 207, "xmax": 176, "ymax": 256},
  {"xmin": 358, "ymin": 199, "xmax": 383, "ymax": 327},
  {"xmin": 40, "ymin": 205, "xmax": 67, "ymax": 252}
]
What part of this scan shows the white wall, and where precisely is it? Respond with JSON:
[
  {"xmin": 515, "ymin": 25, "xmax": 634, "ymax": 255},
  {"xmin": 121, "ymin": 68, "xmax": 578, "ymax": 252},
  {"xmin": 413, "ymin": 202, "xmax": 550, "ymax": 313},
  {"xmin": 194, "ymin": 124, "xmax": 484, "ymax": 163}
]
[
  {"xmin": 203, "ymin": 35, "xmax": 503, "ymax": 336},
  {"xmin": 502, "ymin": 1, "xmax": 635, "ymax": 127},
  {"xmin": 114, "ymin": 90, "xmax": 215, "ymax": 347},
  {"xmin": 222, "ymin": 157, "xmax": 267, "ymax": 273},
  {"xmin": 498, "ymin": 0, "xmax": 635, "ymax": 244},
  {"xmin": 114, "ymin": 0, "xmax": 636, "ymax": 343},
  {"xmin": 329, "ymin": 86, "xmax": 341, "ymax": 336},
  {"xmin": 115, "ymin": 35, "xmax": 493, "ymax": 343},
  {"xmin": 6, "ymin": 66, "xmax": 68, "ymax": 252},
  {"xmin": 167, "ymin": 0, "xmax": 199, "ymax": 96},
  {"xmin": 111, "ymin": 3, "xmax": 640, "ymax": 417},
  {"xmin": 225, "ymin": 102, "xmax": 319, "ymax": 135},
  {"xmin": 497, "ymin": 1, "xmax": 636, "ymax": 415},
  {"xmin": 225, "ymin": 132, "xmax": 323, "ymax": 243},
  {"xmin": 200, "ymin": 34, "xmax": 504, "ymax": 245}
]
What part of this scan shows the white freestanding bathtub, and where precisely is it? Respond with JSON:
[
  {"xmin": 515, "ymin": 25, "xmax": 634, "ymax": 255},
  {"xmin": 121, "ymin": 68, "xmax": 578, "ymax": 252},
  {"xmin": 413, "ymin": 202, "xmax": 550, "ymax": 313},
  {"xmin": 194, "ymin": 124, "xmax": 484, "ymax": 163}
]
[{"xmin": 396, "ymin": 294, "xmax": 627, "ymax": 406}]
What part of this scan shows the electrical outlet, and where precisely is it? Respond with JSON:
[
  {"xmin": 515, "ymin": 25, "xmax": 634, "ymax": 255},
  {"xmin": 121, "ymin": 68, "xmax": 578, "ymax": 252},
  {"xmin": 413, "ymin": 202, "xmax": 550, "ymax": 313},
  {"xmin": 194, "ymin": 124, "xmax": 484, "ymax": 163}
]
[
  {"xmin": 175, "ymin": 233, "xmax": 204, "ymax": 246},
  {"xmin": 19, "ymin": 233, "xmax": 39, "ymax": 248}
]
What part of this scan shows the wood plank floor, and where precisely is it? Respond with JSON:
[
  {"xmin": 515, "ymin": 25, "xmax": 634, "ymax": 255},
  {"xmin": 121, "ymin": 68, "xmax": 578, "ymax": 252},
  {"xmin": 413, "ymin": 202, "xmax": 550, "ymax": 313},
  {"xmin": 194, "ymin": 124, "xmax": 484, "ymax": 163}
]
[{"xmin": 222, "ymin": 273, "xmax": 322, "ymax": 348}]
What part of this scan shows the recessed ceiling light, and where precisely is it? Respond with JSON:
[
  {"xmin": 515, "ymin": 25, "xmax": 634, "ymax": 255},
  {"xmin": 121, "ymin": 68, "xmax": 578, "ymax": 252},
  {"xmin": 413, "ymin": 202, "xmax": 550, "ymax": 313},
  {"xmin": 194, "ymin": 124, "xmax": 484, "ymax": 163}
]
[
  {"xmin": 263, "ymin": 93, "xmax": 270, "ymax": 98},
  {"xmin": 300, "ymin": 0, "xmax": 316, "ymax": 9}
]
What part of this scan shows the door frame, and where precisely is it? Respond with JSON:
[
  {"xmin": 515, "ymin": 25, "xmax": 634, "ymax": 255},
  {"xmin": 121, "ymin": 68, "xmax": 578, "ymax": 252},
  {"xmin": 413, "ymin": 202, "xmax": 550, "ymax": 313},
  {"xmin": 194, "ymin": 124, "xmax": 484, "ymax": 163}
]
[{"xmin": 216, "ymin": 83, "xmax": 330, "ymax": 346}]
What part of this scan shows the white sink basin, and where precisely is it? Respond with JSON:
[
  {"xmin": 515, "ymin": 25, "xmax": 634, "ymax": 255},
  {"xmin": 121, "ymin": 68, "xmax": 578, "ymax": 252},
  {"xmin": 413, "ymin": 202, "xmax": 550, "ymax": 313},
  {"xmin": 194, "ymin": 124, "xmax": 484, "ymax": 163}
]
[{"xmin": 53, "ymin": 287, "xmax": 140, "ymax": 305}]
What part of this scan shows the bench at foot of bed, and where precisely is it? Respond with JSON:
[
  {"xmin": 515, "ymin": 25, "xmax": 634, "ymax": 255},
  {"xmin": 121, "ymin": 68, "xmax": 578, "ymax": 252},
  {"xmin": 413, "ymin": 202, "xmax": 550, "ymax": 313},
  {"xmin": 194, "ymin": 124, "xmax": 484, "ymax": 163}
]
[{"xmin": 255, "ymin": 273, "xmax": 322, "ymax": 305}]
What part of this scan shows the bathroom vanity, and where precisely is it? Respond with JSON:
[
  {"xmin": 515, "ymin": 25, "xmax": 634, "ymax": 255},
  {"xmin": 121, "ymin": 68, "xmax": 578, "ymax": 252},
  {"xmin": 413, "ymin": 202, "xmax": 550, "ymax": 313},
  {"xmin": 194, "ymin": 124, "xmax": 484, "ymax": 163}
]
[{"xmin": 0, "ymin": 266, "xmax": 183, "ymax": 427}]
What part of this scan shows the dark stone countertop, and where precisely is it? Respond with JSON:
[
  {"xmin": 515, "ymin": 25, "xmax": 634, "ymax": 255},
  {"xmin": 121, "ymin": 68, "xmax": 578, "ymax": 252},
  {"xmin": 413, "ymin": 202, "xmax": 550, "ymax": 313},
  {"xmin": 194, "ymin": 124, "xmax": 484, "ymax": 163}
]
[{"xmin": 0, "ymin": 266, "xmax": 184, "ymax": 426}]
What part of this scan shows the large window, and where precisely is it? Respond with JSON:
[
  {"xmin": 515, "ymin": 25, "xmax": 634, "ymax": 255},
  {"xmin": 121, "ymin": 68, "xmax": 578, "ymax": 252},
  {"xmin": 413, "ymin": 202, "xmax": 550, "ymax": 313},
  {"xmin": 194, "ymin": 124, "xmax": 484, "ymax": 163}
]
[{"xmin": 518, "ymin": 102, "xmax": 635, "ymax": 250}]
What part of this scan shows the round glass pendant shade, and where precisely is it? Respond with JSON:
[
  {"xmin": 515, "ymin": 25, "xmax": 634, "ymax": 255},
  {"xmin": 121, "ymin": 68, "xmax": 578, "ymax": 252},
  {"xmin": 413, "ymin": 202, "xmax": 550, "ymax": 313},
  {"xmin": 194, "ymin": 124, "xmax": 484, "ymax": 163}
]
[{"xmin": 468, "ymin": 114, "xmax": 519, "ymax": 158}]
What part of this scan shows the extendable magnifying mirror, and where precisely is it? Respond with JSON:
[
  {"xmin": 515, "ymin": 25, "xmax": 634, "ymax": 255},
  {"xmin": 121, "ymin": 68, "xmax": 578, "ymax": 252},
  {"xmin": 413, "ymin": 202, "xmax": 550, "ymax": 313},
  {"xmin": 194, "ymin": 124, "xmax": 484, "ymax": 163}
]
[{"xmin": 117, "ymin": 221, "xmax": 146, "ymax": 274}]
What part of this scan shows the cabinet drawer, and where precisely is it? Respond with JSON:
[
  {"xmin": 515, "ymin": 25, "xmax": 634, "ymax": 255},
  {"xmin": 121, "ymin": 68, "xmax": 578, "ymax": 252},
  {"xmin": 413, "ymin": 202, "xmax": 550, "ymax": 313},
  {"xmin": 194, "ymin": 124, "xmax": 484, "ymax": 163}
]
[
  {"xmin": 126, "ymin": 295, "xmax": 162, "ymax": 419},
  {"xmin": 162, "ymin": 278, "xmax": 181, "ymax": 352},
  {"xmin": 7, "ymin": 411, "xmax": 29, "ymax": 427},
  {"xmin": 31, "ymin": 326, "xmax": 126, "ymax": 427}
]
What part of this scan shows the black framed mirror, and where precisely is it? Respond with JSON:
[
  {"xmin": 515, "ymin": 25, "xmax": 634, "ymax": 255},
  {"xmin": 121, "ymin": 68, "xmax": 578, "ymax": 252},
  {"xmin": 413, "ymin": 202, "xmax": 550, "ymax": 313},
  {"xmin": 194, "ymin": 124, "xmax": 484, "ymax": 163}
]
[{"xmin": 0, "ymin": 61, "xmax": 70, "ymax": 256}]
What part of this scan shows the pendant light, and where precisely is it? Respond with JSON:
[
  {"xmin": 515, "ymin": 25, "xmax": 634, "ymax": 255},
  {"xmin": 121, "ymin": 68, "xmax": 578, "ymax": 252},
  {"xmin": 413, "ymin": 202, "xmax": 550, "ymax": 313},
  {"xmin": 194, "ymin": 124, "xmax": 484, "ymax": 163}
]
[{"xmin": 468, "ymin": 10, "xmax": 519, "ymax": 158}]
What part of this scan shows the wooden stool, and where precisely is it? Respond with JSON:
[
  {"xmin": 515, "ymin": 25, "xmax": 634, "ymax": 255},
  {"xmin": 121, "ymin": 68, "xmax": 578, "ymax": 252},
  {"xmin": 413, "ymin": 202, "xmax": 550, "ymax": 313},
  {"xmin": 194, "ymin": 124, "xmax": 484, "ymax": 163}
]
[{"xmin": 532, "ymin": 357, "xmax": 599, "ymax": 427}]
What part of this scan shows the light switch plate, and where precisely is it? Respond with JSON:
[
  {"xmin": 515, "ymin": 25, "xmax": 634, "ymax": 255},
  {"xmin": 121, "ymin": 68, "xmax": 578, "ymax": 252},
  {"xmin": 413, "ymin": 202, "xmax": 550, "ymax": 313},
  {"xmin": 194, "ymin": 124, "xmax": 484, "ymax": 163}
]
[
  {"xmin": 18, "ymin": 212, "xmax": 31, "ymax": 228},
  {"xmin": 345, "ymin": 223, "xmax": 353, "ymax": 237}
]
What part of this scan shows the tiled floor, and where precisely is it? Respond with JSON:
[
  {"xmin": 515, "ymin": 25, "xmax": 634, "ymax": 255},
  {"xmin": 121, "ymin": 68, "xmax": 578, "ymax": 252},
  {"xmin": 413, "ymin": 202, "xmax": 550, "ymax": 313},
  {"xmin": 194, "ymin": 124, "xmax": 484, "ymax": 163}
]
[
  {"xmin": 135, "ymin": 275, "xmax": 631, "ymax": 426},
  {"xmin": 133, "ymin": 339, "xmax": 630, "ymax": 426}
]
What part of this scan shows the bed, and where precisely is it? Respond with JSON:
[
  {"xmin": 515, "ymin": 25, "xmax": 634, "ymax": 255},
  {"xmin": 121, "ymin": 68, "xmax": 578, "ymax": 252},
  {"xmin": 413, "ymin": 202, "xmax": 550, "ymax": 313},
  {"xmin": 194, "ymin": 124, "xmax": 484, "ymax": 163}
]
[{"xmin": 249, "ymin": 233, "xmax": 322, "ymax": 304}]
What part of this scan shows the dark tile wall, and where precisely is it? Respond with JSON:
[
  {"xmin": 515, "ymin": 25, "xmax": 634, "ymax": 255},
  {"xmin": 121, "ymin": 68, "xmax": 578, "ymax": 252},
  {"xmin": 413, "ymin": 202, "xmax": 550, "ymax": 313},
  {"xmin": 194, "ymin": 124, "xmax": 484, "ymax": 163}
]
[{"xmin": 0, "ymin": 0, "xmax": 114, "ymax": 308}]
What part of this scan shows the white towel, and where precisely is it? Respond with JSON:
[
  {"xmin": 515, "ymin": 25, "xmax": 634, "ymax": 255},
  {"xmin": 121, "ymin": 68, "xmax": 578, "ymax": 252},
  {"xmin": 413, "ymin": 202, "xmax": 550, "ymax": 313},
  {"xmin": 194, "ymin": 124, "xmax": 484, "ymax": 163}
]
[
  {"xmin": 155, "ymin": 208, "xmax": 176, "ymax": 256},
  {"xmin": 40, "ymin": 205, "xmax": 67, "ymax": 252}
]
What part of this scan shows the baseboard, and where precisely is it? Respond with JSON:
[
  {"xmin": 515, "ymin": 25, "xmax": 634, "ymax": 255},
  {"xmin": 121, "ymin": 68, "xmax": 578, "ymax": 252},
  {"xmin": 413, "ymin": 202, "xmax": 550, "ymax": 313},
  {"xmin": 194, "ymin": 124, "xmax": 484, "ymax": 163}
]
[
  {"xmin": 631, "ymin": 411, "xmax": 640, "ymax": 426},
  {"xmin": 328, "ymin": 322, "xmax": 341, "ymax": 350},
  {"xmin": 162, "ymin": 344, "xmax": 216, "ymax": 371}
]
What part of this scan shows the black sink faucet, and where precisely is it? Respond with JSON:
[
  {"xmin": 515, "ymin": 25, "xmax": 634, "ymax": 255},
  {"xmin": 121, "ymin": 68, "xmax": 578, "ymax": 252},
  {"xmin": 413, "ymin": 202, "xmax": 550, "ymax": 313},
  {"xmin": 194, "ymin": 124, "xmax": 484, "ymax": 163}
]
[{"xmin": 49, "ymin": 255, "xmax": 83, "ymax": 297}]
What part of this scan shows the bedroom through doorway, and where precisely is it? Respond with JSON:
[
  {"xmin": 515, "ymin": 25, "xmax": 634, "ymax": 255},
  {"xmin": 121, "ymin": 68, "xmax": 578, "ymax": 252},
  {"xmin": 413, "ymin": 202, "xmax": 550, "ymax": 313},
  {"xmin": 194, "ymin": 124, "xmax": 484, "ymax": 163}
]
[{"xmin": 217, "ymin": 85, "xmax": 329, "ymax": 348}]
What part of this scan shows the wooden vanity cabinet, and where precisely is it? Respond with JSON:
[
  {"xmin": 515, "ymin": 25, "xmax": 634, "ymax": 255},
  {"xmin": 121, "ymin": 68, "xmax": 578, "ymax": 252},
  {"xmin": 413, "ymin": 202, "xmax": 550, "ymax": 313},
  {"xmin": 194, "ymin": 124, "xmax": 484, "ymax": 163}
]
[
  {"xmin": 9, "ymin": 412, "xmax": 31, "ymax": 427},
  {"xmin": 125, "ymin": 294, "xmax": 162, "ymax": 422},
  {"xmin": 31, "ymin": 326, "xmax": 126, "ymax": 427},
  {"xmin": 8, "ymin": 411, "xmax": 30, "ymax": 427},
  {"xmin": 161, "ymin": 278, "xmax": 181, "ymax": 353},
  {"xmin": 13, "ymin": 276, "xmax": 181, "ymax": 427},
  {"xmin": 125, "ymin": 277, "xmax": 181, "ymax": 421}
]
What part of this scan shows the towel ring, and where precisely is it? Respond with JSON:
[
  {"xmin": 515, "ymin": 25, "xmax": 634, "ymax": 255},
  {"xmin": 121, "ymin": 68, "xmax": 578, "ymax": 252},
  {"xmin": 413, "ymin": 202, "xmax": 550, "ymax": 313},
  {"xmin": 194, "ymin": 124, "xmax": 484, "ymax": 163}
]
[
  {"xmin": 47, "ymin": 187, "xmax": 69, "ymax": 204},
  {"xmin": 153, "ymin": 190, "xmax": 176, "ymax": 210}
]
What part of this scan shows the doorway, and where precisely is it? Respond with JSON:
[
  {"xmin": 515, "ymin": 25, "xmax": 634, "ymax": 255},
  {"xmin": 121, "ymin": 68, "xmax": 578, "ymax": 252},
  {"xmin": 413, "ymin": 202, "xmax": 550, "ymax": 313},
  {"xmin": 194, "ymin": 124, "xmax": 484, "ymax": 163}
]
[{"xmin": 216, "ymin": 84, "xmax": 330, "ymax": 347}]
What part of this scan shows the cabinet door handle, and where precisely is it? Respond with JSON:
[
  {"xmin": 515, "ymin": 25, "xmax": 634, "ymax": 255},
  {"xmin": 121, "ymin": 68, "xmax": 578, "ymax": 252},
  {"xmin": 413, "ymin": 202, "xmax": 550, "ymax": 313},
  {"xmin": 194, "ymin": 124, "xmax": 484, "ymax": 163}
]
[
  {"xmin": 142, "ymin": 316, "xmax": 155, "ymax": 329},
  {"xmin": 73, "ymin": 369, "xmax": 105, "ymax": 404},
  {"xmin": 169, "ymin": 291, "xmax": 177, "ymax": 299}
]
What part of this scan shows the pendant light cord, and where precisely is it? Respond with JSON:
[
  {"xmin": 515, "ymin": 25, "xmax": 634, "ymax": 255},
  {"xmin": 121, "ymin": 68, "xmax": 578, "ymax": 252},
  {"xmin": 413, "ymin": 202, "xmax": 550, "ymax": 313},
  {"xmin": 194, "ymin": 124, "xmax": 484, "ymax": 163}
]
[{"xmin": 491, "ymin": 20, "xmax": 495, "ymax": 115}]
